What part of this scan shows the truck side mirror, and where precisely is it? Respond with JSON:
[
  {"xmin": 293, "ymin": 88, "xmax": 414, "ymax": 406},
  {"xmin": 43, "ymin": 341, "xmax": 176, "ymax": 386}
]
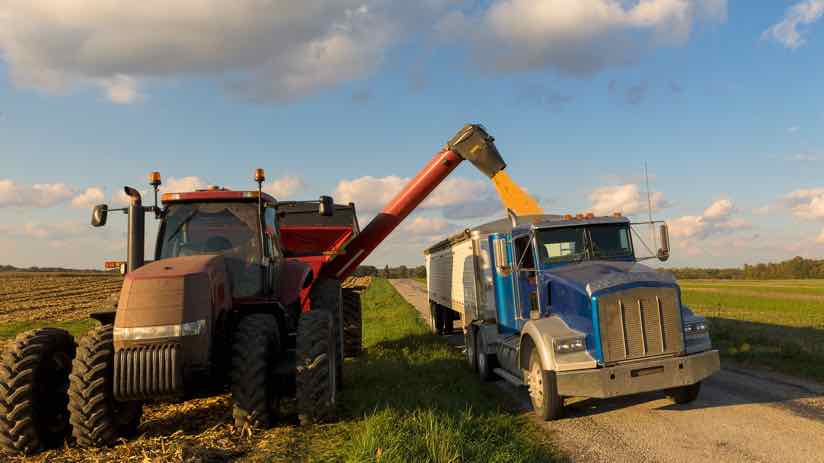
[
  {"xmin": 91, "ymin": 204, "xmax": 109, "ymax": 227},
  {"xmin": 493, "ymin": 239, "xmax": 512, "ymax": 276},
  {"xmin": 319, "ymin": 195, "xmax": 334, "ymax": 217},
  {"xmin": 657, "ymin": 223, "xmax": 670, "ymax": 261}
]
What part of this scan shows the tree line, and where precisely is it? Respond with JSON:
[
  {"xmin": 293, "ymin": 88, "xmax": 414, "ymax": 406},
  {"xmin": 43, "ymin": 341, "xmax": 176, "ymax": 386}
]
[
  {"xmin": 353, "ymin": 265, "xmax": 427, "ymax": 279},
  {"xmin": 667, "ymin": 256, "xmax": 824, "ymax": 280}
]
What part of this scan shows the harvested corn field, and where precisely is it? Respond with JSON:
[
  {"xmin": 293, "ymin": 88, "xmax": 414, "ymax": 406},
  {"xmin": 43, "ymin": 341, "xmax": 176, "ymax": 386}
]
[{"xmin": 0, "ymin": 272, "xmax": 122, "ymax": 323}]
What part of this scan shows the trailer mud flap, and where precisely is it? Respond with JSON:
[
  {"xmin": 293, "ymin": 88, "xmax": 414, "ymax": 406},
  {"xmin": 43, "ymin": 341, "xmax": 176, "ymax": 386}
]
[{"xmin": 113, "ymin": 343, "xmax": 183, "ymax": 401}]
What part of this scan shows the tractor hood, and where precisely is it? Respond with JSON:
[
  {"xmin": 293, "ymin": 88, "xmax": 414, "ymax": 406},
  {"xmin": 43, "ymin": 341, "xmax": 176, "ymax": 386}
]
[
  {"xmin": 542, "ymin": 260, "xmax": 677, "ymax": 297},
  {"xmin": 114, "ymin": 255, "xmax": 232, "ymax": 336}
]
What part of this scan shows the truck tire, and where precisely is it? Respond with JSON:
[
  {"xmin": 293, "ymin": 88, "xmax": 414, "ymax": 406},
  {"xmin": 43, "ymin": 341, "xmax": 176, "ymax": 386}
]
[
  {"xmin": 231, "ymin": 314, "xmax": 280, "ymax": 429},
  {"xmin": 68, "ymin": 324, "xmax": 142, "ymax": 447},
  {"xmin": 311, "ymin": 278, "xmax": 344, "ymax": 390},
  {"xmin": 527, "ymin": 350, "xmax": 563, "ymax": 421},
  {"xmin": 0, "ymin": 328, "xmax": 75, "ymax": 455},
  {"xmin": 342, "ymin": 289, "xmax": 362, "ymax": 357},
  {"xmin": 429, "ymin": 302, "xmax": 440, "ymax": 334},
  {"xmin": 669, "ymin": 381, "xmax": 701, "ymax": 405},
  {"xmin": 465, "ymin": 326, "xmax": 478, "ymax": 372},
  {"xmin": 477, "ymin": 329, "xmax": 495, "ymax": 381},
  {"xmin": 443, "ymin": 309, "xmax": 455, "ymax": 334},
  {"xmin": 296, "ymin": 310, "xmax": 337, "ymax": 425}
]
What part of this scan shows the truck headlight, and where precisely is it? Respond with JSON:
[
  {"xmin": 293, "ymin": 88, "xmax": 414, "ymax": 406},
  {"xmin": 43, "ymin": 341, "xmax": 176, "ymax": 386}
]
[
  {"xmin": 114, "ymin": 319, "xmax": 206, "ymax": 341},
  {"xmin": 684, "ymin": 321, "xmax": 708, "ymax": 337},
  {"xmin": 554, "ymin": 336, "xmax": 586, "ymax": 354}
]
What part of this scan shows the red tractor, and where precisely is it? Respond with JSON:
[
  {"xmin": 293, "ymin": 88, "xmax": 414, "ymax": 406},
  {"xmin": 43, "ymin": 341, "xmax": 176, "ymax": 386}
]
[{"xmin": 0, "ymin": 124, "xmax": 507, "ymax": 455}]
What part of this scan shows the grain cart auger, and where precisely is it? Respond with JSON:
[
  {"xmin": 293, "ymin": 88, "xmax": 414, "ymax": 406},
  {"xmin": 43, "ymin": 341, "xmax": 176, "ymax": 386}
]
[{"xmin": 0, "ymin": 124, "xmax": 508, "ymax": 455}]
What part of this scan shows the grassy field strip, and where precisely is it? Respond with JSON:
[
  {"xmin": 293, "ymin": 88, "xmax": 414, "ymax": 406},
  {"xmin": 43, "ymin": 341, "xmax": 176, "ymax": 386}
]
[{"xmin": 681, "ymin": 280, "xmax": 824, "ymax": 297}]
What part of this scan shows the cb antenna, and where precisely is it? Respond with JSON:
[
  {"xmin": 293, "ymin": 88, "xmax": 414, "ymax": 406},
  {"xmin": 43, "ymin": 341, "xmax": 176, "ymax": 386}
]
[{"xmin": 644, "ymin": 161, "xmax": 657, "ymax": 249}]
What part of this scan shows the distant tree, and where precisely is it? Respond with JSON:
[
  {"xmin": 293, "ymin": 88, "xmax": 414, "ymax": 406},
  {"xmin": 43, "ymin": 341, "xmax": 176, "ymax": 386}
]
[{"xmin": 383, "ymin": 265, "xmax": 391, "ymax": 279}]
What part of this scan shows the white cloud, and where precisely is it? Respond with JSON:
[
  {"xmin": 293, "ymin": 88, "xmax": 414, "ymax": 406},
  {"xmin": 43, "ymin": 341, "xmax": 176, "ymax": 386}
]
[
  {"xmin": 263, "ymin": 176, "xmax": 306, "ymax": 199},
  {"xmin": 71, "ymin": 187, "xmax": 105, "ymax": 208},
  {"xmin": 162, "ymin": 176, "xmax": 207, "ymax": 193},
  {"xmin": 0, "ymin": 1, "xmax": 453, "ymax": 103},
  {"xmin": 668, "ymin": 198, "xmax": 749, "ymax": 241},
  {"xmin": 401, "ymin": 216, "xmax": 452, "ymax": 236},
  {"xmin": 782, "ymin": 187, "xmax": 824, "ymax": 219},
  {"xmin": 589, "ymin": 183, "xmax": 670, "ymax": 216},
  {"xmin": 0, "ymin": 221, "xmax": 86, "ymax": 240},
  {"xmin": 762, "ymin": 0, "xmax": 824, "ymax": 49},
  {"xmin": 445, "ymin": 0, "xmax": 727, "ymax": 75},
  {"xmin": 817, "ymin": 228, "xmax": 824, "ymax": 244},
  {"xmin": 333, "ymin": 175, "xmax": 496, "ymax": 217},
  {"xmin": 0, "ymin": 179, "xmax": 75, "ymax": 207}
]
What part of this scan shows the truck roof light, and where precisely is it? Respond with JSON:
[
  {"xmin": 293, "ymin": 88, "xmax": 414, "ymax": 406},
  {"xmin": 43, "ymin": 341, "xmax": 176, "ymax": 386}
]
[
  {"xmin": 613, "ymin": 212, "xmax": 622, "ymax": 217},
  {"xmin": 575, "ymin": 213, "xmax": 584, "ymax": 220},
  {"xmin": 563, "ymin": 214, "xmax": 573, "ymax": 220},
  {"xmin": 585, "ymin": 212, "xmax": 594, "ymax": 219}
]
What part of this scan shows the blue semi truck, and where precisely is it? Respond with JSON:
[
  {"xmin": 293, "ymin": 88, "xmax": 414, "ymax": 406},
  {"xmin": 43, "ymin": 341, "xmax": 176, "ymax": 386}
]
[{"xmin": 424, "ymin": 213, "xmax": 720, "ymax": 419}]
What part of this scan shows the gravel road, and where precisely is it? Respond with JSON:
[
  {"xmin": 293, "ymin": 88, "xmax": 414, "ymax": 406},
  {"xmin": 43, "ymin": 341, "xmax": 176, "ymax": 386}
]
[{"xmin": 390, "ymin": 279, "xmax": 824, "ymax": 463}]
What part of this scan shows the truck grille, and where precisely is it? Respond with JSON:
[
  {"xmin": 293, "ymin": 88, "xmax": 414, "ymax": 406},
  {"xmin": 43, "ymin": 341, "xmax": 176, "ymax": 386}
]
[
  {"xmin": 113, "ymin": 343, "xmax": 183, "ymax": 401},
  {"xmin": 597, "ymin": 287, "xmax": 684, "ymax": 364}
]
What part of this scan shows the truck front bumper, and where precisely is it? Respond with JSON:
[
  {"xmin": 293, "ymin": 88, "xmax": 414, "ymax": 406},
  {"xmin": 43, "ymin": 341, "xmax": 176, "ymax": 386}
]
[{"xmin": 555, "ymin": 350, "xmax": 720, "ymax": 399}]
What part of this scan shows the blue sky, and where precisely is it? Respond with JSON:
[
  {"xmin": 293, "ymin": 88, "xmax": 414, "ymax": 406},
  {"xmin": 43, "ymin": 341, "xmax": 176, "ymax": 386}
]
[{"xmin": 2, "ymin": 0, "xmax": 824, "ymax": 269}]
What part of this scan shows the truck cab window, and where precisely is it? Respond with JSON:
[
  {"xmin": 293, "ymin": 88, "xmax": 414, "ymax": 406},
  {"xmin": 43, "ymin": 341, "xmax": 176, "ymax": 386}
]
[
  {"xmin": 514, "ymin": 235, "xmax": 535, "ymax": 270},
  {"xmin": 537, "ymin": 228, "xmax": 587, "ymax": 264}
]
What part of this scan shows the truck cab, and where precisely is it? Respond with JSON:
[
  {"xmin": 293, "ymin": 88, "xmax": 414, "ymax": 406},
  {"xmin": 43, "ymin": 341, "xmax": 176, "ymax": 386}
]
[{"xmin": 425, "ymin": 214, "xmax": 720, "ymax": 420}]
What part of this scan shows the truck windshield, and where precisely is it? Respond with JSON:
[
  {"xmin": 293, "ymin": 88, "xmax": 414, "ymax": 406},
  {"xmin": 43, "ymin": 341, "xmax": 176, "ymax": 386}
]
[
  {"xmin": 158, "ymin": 202, "xmax": 263, "ymax": 297},
  {"xmin": 536, "ymin": 224, "xmax": 633, "ymax": 265}
]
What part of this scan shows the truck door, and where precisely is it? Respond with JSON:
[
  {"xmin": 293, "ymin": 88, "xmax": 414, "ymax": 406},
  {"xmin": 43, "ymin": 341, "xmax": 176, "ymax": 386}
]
[
  {"xmin": 489, "ymin": 234, "xmax": 518, "ymax": 334},
  {"xmin": 513, "ymin": 234, "xmax": 540, "ymax": 328}
]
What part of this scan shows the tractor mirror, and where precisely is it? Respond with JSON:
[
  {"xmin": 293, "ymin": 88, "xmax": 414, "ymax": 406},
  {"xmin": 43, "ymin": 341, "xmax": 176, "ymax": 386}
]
[
  {"xmin": 657, "ymin": 223, "xmax": 670, "ymax": 261},
  {"xmin": 319, "ymin": 196, "xmax": 334, "ymax": 217},
  {"xmin": 91, "ymin": 204, "xmax": 109, "ymax": 227}
]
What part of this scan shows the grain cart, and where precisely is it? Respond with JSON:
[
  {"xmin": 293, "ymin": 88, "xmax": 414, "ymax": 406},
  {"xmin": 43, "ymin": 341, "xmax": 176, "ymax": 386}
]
[
  {"xmin": 425, "ymin": 213, "xmax": 720, "ymax": 420},
  {"xmin": 0, "ymin": 124, "xmax": 509, "ymax": 455}
]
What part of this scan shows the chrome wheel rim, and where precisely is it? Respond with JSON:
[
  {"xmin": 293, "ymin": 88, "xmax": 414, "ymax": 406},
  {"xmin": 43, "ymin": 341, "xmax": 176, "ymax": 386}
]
[{"xmin": 528, "ymin": 362, "xmax": 544, "ymax": 409}]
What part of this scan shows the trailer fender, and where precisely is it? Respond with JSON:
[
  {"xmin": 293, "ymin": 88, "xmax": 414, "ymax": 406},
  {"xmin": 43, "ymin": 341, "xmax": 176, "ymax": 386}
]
[
  {"xmin": 518, "ymin": 316, "xmax": 592, "ymax": 372},
  {"xmin": 280, "ymin": 259, "xmax": 313, "ymax": 307}
]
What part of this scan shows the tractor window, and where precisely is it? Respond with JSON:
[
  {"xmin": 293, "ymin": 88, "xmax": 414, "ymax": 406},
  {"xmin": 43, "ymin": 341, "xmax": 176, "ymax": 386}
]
[
  {"xmin": 159, "ymin": 202, "xmax": 263, "ymax": 297},
  {"xmin": 264, "ymin": 207, "xmax": 281, "ymax": 259}
]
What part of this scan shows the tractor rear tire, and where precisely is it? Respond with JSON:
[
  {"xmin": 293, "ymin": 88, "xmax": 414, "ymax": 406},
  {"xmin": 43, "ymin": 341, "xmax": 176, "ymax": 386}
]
[
  {"xmin": 296, "ymin": 310, "xmax": 336, "ymax": 425},
  {"xmin": 342, "ymin": 289, "xmax": 363, "ymax": 357},
  {"xmin": 68, "ymin": 324, "xmax": 142, "ymax": 448},
  {"xmin": 0, "ymin": 328, "xmax": 75, "ymax": 455},
  {"xmin": 231, "ymin": 314, "xmax": 280, "ymax": 430},
  {"xmin": 310, "ymin": 278, "xmax": 344, "ymax": 390}
]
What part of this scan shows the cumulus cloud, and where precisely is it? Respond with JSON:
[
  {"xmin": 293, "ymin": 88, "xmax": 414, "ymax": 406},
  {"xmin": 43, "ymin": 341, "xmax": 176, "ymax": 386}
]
[
  {"xmin": 444, "ymin": 0, "xmax": 727, "ymax": 76},
  {"xmin": 161, "ymin": 176, "xmax": 207, "ymax": 193},
  {"xmin": 71, "ymin": 187, "xmax": 105, "ymax": 209},
  {"xmin": 589, "ymin": 183, "xmax": 670, "ymax": 216},
  {"xmin": 0, "ymin": 179, "xmax": 75, "ymax": 208},
  {"xmin": 762, "ymin": 0, "xmax": 824, "ymax": 49},
  {"xmin": 782, "ymin": 187, "xmax": 824, "ymax": 219},
  {"xmin": 263, "ymin": 176, "xmax": 306, "ymax": 199},
  {"xmin": 668, "ymin": 198, "xmax": 749, "ymax": 241},
  {"xmin": 334, "ymin": 175, "xmax": 497, "ymax": 217},
  {"xmin": 0, "ymin": 221, "xmax": 86, "ymax": 240},
  {"xmin": 0, "ymin": 1, "xmax": 453, "ymax": 103},
  {"xmin": 402, "ymin": 216, "xmax": 452, "ymax": 236},
  {"xmin": 817, "ymin": 228, "xmax": 824, "ymax": 244}
]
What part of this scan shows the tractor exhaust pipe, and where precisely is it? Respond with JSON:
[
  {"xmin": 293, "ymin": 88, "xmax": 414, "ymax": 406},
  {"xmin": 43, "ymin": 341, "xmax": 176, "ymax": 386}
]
[{"xmin": 125, "ymin": 187, "xmax": 145, "ymax": 273}]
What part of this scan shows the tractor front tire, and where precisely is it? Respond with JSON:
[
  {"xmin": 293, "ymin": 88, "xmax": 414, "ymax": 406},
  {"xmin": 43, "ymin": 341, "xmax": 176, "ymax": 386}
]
[
  {"xmin": 68, "ymin": 324, "xmax": 142, "ymax": 448},
  {"xmin": 0, "ymin": 328, "xmax": 75, "ymax": 455},
  {"xmin": 342, "ymin": 289, "xmax": 363, "ymax": 357},
  {"xmin": 231, "ymin": 314, "xmax": 280, "ymax": 430},
  {"xmin": 310, "ymin": 278, "xmax": 344, "ymax": 389},
  {"xmin": 296, "ymin": 310, "xmax": 336, "ymax": 425}
]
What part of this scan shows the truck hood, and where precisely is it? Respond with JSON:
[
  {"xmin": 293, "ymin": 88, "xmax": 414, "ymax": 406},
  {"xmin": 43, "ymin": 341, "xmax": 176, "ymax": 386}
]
[{"xmin": 543, "ymin": 260, "xmax": 676, "ymax": 297}]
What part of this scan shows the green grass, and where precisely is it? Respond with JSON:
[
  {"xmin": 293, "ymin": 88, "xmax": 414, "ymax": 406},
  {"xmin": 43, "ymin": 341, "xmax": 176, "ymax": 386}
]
[
  {"xmin": 285, "ymin": 278, "xmax": 562, "ymax": 462},
  {"xmin": 0, "ymin": 318, "xmax": 97, "ymax": 341},
  {"xmin": 680, "ymin": 280, "xmax": 824, "ymax": 382}
]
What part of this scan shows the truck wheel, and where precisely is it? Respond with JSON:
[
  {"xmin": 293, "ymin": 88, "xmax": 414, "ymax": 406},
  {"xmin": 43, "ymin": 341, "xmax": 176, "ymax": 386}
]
[
  {"xmin": 296, "ymin": 310, "xmax": 337, "ymax": 425},
  {"xmin": 527, "ymin": 350, "xmax": 563, "ymax": 421},
  {"xmin": 669, "ymin": 381, "xmax": 701, "ymax": 405},
  {"xmin": 443, "ymin": 309, "xmax": 454, "ymax": 334},
  {"xmin": 311, "ymin": 278, "xmax": 344, "ymax": 390},
  {"xmin": 477, "ymin": 330, "xmax": 496, "ymax": 382},
  {"xmin": 0, "ymin": 328, "xmax": 75, "ymax": 455},
  {"xmin": 429, "ymin": 302, "xmax": 441, "ymax": 334},
  {"xmin": 68, "ymin": 324, "xmax": 142, "ymax": 447},
  {"xmin": 231, "ymin": 314, "xmax": 280, "ymax": 429},
  {"xmin": 342, "ymin": 289, "xmax": 363, "ymax": 357},
  {"xmin": 465, "ymin": 326, "xmax": 478, "ymax": 372}
]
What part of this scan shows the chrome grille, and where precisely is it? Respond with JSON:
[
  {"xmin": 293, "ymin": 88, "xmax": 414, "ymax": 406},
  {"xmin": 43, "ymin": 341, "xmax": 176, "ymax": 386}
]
[
  {"xmin": 113, "ymin": 343, "xmax": 183, "ymax": 401},
  {"xmin": 597, "ymin": 287, "xmax": 684, "ymax": 364}
]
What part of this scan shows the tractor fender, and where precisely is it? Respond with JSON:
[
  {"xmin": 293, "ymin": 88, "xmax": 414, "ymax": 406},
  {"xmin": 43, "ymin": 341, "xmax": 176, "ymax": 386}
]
[
  {"xmin": 279, "ymin": 259, "xmax": 313, "ymax": 307},
  {"xmin": 517, "ymin": 316, "xmax": 595, "ymax": 372}
]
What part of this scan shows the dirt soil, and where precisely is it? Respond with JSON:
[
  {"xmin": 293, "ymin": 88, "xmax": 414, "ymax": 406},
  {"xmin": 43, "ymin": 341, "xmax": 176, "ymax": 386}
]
[
  {"xmin": 391, "ymin": 278, "xmax": 824, "ymax": 463},
  {"xmin": 0, "ymin": 272, "xmax": 122, "ymax": 322}
]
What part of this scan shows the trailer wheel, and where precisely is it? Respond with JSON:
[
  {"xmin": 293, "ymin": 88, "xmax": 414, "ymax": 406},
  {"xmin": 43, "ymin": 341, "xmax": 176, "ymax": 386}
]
[
  {"xmin": 0, "ymin": 328, "xmax": 75, "ymax": 455},
  {"xmin": 231, "ymin": 314, "xmax": 280, "ymax": 430},
  {"xmin": 311, "ymin": 278, "xmax": 344, "ymax": 390},
  {"xmin": 342, "ymin": 289, "xmax": 363, "ymax": 357},
  {"xmin": 669, "ymin": 381, "xmax": 701, "ymax": 405},
  {"xmin": 68, "ymin": 324, "xmax": 142, "ymax": 447},
  {"xmin": 465, "ymin": 326, "xmax": 478, "ymax": 372},
  {"xmin": 527, "ymin": 350, "xmax": 563, "ymax": 421},
  {"xmin": 296, "ymin": 310, "xmax": 337, "ymax": 425}
]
